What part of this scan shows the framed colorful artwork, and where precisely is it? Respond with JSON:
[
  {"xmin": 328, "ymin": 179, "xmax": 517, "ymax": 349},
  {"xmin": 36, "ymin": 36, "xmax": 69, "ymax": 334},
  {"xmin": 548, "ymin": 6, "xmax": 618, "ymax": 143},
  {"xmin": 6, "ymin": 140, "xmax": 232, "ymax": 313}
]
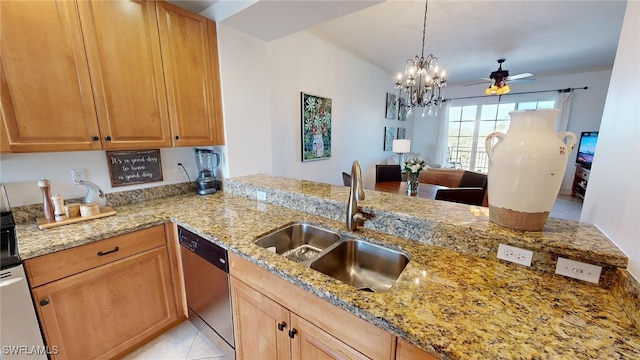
[{"xmin": 301, "ymin": 92, "xmax": 332, "ymax": 161}]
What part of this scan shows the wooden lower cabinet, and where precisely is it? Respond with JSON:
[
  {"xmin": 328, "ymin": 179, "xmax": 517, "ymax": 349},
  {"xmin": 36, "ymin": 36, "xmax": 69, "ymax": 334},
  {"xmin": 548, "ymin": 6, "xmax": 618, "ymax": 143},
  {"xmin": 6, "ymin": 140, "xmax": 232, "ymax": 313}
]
[
  {"xmin": 231, "ymin": 276, "xmax": 369, "ymax": 360},
  {"xmin": 229, "ymin": 253, "xmax": 444, "ymax": 360},
  {"xmin": 291, "ymin": 315, "xmax": 369, "ymax": 360},
  {"xmin": 231, "ymin": 277, "xmax": 291, "ymax": 360},
  {"xmin": 229, "ymin": 253, "xmax": 395, "ymax": 360},
  {"xmin": 25, "ymin": 225, "xmax": 183, "ymax": 360},
  {"xmin": 395, "ymin": 338, "xmax": 440, "ymax": 360}
]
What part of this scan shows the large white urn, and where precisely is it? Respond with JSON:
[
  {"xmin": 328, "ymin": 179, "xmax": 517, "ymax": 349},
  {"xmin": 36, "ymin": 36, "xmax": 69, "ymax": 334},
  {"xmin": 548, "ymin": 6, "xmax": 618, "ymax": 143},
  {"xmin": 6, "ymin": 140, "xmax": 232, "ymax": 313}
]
[{"xmin": 485, "ymin": 109, "xmax": 576, "ymax": 231}]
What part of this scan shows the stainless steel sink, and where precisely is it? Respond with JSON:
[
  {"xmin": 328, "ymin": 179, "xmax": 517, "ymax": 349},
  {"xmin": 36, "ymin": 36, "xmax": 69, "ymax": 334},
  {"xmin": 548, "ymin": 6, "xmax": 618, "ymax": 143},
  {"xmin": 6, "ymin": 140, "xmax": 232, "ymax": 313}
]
[
  {"xmin": 254, "ymin": 222, "xmax": 340, "ymax": 263},
  {"xmin": 255, "ymin": 223, "xmax": 409, "ymax": 292},
  {"xmin": 310, "ymin": 240, "xmax": 409, "ymax": 293}
]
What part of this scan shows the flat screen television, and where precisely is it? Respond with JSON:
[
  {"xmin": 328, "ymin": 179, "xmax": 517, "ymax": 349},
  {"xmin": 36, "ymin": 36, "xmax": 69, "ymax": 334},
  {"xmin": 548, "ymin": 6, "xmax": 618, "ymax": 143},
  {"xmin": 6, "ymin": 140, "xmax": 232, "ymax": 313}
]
[{"xmin": 575, "ymin": 131, "xmax": 598, "ymax": 169}]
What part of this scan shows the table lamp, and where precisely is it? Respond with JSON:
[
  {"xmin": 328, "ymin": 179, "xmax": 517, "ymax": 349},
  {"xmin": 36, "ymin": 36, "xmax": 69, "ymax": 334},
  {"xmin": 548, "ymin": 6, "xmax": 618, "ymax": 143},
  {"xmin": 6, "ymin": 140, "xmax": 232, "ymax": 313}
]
[{"xmin": 392, "ymin": 139, "xmax": 411, "ymax": 168}]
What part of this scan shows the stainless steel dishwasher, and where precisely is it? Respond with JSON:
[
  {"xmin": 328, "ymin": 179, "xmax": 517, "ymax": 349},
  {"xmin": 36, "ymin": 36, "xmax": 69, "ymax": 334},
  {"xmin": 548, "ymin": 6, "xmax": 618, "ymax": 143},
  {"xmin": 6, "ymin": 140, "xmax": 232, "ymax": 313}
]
[{"xmin": 178, "ymin": 227, "xmax": 234, "ymax": 360}]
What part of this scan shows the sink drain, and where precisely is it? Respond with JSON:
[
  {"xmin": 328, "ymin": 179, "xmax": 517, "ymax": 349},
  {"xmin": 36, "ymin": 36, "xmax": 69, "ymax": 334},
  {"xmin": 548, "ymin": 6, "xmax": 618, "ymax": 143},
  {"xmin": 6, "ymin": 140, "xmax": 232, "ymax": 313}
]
[{"xmin": 282, "ymin": 245, "xmax": 321, "ymax": 262}]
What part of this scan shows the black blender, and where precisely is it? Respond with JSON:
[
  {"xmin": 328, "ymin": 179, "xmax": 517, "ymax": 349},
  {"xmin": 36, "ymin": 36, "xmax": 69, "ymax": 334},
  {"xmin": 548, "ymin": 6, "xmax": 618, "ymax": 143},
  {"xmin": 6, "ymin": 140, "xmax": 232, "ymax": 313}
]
[
  {"xmin": 195, "ymin": 148, "xmax": 220, "ymax": 195},
  {"xmin": 1, "ymin": 183, "xmax": 20, "ymax": 269}
]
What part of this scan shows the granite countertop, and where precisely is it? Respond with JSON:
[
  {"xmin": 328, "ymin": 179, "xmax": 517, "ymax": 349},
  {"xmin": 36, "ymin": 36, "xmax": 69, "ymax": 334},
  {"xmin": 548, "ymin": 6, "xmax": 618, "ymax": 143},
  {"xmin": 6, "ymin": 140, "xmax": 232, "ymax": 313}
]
[{"xmin": 16, "ymin": 178, "xmax": 640, "ymax": 359}]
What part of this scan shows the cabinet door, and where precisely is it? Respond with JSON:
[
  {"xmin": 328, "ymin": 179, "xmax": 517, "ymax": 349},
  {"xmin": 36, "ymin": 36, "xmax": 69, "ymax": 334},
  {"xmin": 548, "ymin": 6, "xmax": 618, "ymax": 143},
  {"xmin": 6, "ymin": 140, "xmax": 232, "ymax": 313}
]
[
  {"xmin": 157, "ymin": 2, "xmax": 225, "ymax": 146},
  {"xmin": 291, "ymin": 314, "xmax": 369, "ymax": 360},
  {"xmin": 0, "ymin": 0, "xmax": 102, "ymax": 152},
  {"xmin": 230, "ymin": 277, "xmax": 290, "ymax": 360},
  {"xmin": 78, "ymin": 0, "xmax": 172, "ymax": 150},
  {"xmin": 229, "ymin": 253, "xmax": 395, "ymax": 360},
  {"xmin": 1, "ymin": 114, "xmax": 10, "ymax": 153},
  {"xmin": 32, "ymin": 247, "xmax": 179, "ymax": 360},
  {"xmin": 395, "ymin": 338, "xmax": 440, "ymax": 360}
]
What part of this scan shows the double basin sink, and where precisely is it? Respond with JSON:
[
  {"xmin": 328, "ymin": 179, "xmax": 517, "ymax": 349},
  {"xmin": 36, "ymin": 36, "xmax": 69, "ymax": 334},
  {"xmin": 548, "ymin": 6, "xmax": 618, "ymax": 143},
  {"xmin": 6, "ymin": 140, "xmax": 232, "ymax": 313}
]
[{"xmin": 254, "ymin": 222, "xmax": 409, "ymax": 292}]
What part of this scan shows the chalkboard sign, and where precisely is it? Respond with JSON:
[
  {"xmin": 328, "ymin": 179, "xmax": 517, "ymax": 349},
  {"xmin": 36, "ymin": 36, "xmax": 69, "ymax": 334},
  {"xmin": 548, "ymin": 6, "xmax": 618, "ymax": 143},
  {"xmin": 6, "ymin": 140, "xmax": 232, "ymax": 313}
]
[{"xmin": 106, "ymin": 149, "xmax": 163, "ymax": 187}]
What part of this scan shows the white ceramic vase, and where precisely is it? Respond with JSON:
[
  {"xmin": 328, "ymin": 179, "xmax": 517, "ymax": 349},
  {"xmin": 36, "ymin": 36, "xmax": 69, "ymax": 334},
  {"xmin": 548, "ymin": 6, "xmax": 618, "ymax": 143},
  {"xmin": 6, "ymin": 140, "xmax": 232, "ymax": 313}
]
[{"xmin": 485, "ymin": 109, "xmax": 577, "ymax": 231}]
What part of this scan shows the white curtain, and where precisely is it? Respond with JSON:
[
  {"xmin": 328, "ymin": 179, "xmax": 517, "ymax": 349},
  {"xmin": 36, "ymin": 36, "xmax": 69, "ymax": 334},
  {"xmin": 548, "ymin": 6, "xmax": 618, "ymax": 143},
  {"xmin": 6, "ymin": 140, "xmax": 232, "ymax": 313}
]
[
  {"xmin": 555, "ymin": 91, "xmax": 574, "ymax": 132},
  {"xmin": 433, "ymin": 105, "xmax": 449, "ymax": 166}
]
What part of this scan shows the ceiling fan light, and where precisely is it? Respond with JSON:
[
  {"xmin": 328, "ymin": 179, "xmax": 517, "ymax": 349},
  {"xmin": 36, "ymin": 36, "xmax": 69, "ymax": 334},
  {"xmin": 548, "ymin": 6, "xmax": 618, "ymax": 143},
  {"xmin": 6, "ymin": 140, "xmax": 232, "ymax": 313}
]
[
  {"xmin": 497, "ymin": 85, "xmax": 511, "ymax": 95},
  {"xmin": 484, "ymin": 86, "xmax": 493, "ymax": 95}
]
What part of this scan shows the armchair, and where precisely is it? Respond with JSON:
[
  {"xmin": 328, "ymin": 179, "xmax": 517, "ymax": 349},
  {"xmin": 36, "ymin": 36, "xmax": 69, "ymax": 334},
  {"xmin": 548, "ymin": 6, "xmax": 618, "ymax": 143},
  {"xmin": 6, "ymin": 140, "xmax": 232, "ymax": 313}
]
[{"xmin": 434, "ymin": 171, "xmax": 488, "ymax": 206}]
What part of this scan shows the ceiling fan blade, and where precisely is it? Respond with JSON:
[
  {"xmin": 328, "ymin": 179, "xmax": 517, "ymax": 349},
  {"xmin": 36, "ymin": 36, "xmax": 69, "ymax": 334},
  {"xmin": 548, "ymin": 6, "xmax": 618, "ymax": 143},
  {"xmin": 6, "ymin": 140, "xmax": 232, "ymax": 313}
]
[
  {"xmin": 507, "ymin": 72, "xmax": 533, "ymax": 80},
  {"xmin": 508, "ymin": 78, "xmax": 536, "ymax": 83},
  {"xmin": 463, "ymin": 80, "xmax": 492, "ymax": 87}
]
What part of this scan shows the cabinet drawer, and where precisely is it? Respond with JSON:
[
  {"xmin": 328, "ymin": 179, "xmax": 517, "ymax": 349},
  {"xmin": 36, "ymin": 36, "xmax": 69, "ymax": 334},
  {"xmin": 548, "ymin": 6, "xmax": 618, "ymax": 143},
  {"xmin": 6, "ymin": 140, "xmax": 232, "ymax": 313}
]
[{"xmin": 25, "ymin": 225, "xmax": 166, "ymax": 287}]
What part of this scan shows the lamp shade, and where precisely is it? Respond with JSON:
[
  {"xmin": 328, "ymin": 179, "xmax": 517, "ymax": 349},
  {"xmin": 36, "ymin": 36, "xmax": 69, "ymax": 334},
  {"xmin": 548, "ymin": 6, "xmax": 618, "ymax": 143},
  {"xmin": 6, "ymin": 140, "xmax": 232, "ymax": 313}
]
[{"xmin": 392, "ymin": 139, "xmax": 411, "ymax": 153}]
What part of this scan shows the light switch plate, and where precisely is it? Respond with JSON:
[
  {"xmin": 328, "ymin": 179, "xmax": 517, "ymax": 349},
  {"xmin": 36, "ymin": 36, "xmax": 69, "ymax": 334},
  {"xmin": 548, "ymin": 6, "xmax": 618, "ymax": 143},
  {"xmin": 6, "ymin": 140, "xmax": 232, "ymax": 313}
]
[
  {"xmin": 555, "ymin": 257, "xmax": 602, "ymax": 284},
  {"xmin": 256, "ymin": 191, "xmax": 267, "ymax": 201},
  {"xmin": 497, "ymin": 243, "xmax": 533, "ymax": 267}
]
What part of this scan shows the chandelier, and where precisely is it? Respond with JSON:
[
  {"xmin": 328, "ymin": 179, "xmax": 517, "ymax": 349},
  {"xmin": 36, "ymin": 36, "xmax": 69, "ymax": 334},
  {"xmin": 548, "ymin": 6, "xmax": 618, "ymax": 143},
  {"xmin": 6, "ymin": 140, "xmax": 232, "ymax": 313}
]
[{"xmin": 394, "ymin": 0, "xmax": 446, "ymax": 117}]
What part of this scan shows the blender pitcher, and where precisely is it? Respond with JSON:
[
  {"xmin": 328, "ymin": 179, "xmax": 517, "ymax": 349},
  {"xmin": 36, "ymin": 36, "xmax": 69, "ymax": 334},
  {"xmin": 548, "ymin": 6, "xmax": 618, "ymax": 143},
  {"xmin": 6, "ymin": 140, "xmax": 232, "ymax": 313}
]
[{"xmin": 195, "ymin": 148, "xmax": 220, "ymax": 195}]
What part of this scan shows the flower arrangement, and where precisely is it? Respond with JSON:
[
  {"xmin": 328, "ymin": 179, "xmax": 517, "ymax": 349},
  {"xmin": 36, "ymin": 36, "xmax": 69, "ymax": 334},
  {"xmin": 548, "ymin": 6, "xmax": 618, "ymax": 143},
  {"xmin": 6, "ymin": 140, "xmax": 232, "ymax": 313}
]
[{"xmin": 403, "ymin": 157, "xmax": 427, "ymax": 175}]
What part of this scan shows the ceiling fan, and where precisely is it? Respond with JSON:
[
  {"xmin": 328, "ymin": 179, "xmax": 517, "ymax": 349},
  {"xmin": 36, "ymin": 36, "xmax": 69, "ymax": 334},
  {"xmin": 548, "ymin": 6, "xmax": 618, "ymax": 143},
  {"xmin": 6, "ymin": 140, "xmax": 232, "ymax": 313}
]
[{"xmin": 465, "ymin": 58, "xmax": 535, "ymax": 94}]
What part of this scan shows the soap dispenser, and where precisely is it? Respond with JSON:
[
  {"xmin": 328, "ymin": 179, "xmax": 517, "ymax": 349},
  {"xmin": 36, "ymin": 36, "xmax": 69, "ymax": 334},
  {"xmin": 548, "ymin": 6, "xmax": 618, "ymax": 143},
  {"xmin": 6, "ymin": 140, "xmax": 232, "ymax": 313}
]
[{"xmin": 78, "ymin": 180, "xmax": 107, "ymax": 209}]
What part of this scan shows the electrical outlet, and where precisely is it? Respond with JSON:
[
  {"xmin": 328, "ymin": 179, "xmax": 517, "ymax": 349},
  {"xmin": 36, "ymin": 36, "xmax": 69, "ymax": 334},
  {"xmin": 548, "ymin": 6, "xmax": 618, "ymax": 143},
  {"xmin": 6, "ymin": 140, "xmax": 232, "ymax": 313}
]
[
  {"xmin": 256, "ymin": 190, "xmax": 267, "ymax": 201},
  {"xmin": 555, "ymin": 257, "xmax": 602, "ymax": 284},
  {"xmin": 175, "ymin": 162, "xmax": 183, "ymax": 174},
  {"xmin": 71, "ymin": 168, "xmax": 86, "ymax": 184},
  {"xmin": 497, "ymin": 243, "xmax": 533, "ymax": 267}
]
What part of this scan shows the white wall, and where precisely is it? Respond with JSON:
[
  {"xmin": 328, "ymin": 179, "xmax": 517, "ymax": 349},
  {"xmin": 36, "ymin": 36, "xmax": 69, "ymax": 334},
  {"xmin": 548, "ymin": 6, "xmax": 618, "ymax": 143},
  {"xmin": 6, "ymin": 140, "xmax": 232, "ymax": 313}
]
[
  {"xmin": 0, "ymin": 146, "xmax": 226, "ymax": 206},
  {"xmin": 582, "ymin": 1, "xmax": 640, "ymax": 281},
  {"xmin": 264, "ymin": 31, "xmax": 402, "ymax": 187},
  {"xmin": 217, "ymin": 25, "xmax": 273, "ymax": 178},
  {"xmin": 412, "ymin": 69, "xmax": 613, "ymax": 193}
]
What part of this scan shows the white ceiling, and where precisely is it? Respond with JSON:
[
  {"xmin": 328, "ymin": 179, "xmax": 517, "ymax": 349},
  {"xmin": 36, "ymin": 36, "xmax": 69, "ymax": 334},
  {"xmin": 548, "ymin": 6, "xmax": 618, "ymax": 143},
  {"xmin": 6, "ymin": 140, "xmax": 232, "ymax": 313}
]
[{"xmin": 167, "ymin": 0, "xmax": 627, "ymax": 86}]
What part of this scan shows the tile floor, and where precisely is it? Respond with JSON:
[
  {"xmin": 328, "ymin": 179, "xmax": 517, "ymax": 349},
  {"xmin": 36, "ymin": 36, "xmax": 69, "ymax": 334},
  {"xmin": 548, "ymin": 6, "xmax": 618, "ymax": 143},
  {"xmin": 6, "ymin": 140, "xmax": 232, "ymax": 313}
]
[
  {"xmin": 122, "ymin": 320, "xmax": 226, "ymax": 360},
  {"xmin": 549, "ymin": 193, "xmax": 583, "ymax": 221},
  {"xmin": 127, "ymin": 195, "xmax": 582, "ymax": 359}
]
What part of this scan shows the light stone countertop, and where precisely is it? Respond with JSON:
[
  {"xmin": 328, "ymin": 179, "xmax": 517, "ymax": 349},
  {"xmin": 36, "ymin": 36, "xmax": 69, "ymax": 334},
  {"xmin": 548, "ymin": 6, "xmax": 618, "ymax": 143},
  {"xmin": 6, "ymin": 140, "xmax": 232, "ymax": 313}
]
[{"xmin": 15, "ymin": 177, "xmax": 639, "ymax": 359}]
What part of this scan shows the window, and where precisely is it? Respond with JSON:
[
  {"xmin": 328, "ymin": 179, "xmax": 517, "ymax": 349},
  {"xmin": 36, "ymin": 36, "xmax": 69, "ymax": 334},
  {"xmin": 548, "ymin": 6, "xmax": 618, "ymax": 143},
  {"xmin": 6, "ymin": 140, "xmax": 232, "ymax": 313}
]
[{"xmin": 446, "ymin": 100, "xmax": 555, "ymax": 173}]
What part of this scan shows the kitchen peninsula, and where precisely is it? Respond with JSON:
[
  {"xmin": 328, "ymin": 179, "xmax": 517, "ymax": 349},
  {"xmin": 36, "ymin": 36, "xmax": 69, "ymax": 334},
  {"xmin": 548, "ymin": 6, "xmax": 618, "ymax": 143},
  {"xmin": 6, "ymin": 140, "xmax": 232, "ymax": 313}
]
[{"xmin": 14, "ymin": 175, "xmax": 640, "ymax": 359}]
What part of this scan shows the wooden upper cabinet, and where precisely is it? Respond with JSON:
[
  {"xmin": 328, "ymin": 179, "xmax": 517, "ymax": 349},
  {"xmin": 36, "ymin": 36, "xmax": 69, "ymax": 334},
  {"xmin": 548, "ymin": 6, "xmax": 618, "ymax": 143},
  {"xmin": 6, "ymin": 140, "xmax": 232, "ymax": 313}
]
[
  {"xmin": 1, "ymin": 0, "xmax": 224, "ymax": 153},
  {"xmin": 0, "ymin": 0, "xmax": 102, "ymax": 152},
  {"xmin": 1, "ymin": 114, "xmax": 11, "ymax": 153},
  {"xmin": 157, "ymin": 2, "xmax": 225, "ymax": 146},
  {"xmin": 77, "ymin": 0, "xmax": 172, "ymax": 150}
]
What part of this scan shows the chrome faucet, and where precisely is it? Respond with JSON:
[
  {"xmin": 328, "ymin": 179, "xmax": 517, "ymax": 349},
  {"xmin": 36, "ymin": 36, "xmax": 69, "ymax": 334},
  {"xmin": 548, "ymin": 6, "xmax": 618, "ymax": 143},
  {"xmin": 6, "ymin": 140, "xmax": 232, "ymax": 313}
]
[{"xmin": 346, "ymin": 160, "xmax": 366, "ymax": 231}]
